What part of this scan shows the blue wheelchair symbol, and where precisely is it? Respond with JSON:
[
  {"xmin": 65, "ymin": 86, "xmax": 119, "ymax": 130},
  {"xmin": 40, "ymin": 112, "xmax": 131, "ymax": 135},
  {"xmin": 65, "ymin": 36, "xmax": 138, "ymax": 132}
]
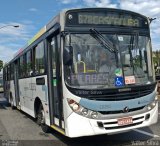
[{"xmin": 115, "ymin": 77, "xmax": 124, "ymax": 87}]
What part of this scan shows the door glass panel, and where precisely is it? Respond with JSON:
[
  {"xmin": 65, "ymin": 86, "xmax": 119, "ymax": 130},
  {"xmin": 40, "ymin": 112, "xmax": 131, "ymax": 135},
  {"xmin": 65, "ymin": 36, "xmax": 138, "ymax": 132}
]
[
  {"xmin": 51, "ymin": 36, "xmax": 60, "ymax": 118},
  {"xmin": 51, "ymin": 39, "xmax": 56, "ymax": 78}
]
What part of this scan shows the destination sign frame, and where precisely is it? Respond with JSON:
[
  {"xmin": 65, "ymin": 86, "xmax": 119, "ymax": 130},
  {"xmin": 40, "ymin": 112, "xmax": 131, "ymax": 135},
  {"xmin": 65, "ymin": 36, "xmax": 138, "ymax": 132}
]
[{"xmin": 65, "ymin": 9, "xmax": 149, "ymax": 28}]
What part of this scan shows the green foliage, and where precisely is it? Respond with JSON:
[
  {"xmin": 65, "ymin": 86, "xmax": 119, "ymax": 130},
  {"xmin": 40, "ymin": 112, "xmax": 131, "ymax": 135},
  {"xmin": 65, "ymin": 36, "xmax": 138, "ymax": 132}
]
[
  {"xmin": 152, "ymin": 51, "xmax": 160, "ymax": 75},
  {"xmin": 153, "ymin": 51, "xmax": 160, "ymax": 65}
]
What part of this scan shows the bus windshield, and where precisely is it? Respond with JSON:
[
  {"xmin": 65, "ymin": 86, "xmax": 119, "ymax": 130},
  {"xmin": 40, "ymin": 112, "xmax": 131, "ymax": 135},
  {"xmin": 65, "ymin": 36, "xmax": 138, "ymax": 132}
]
[{"xmin": 64, "ymin": 33, "xmax": 154, "ymax": 89}]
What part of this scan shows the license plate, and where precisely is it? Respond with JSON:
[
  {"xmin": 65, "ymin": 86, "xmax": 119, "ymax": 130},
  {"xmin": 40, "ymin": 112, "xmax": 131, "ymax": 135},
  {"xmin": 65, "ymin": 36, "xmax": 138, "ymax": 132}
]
[{"xmin": 118, "ymin": 117, "xmax": 133, "ymax": 126}]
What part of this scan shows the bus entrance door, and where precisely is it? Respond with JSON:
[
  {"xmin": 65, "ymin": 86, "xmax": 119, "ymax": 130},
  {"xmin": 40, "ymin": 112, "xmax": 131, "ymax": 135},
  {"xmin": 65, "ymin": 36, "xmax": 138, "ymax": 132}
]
[
  {"xmin": 47, "ymin": 34, "xmax": 63, "ymax": 129},
  {"xmin": 14, "ymin": 61, "xmax": 20, "ymax": 107}
]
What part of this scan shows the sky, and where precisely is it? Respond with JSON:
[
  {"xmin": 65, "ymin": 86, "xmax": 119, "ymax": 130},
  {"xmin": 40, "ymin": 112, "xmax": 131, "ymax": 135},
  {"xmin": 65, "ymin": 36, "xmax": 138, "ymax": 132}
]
[{"xmin": 0, "ymin": 0, "xmax": 159, "ymax": 63}]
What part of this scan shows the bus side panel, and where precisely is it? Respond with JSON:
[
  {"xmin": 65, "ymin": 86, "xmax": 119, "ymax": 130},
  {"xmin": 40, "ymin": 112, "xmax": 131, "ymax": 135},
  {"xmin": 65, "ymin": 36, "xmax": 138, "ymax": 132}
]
[
  {"xmin": 32, "ymin": 75, "xmax": 50, "ymax": 126},
  {"xmin": 23, "ymin": 77, "xmax": 35, "ymax": 117},
  {"xmin": 19, "ymin": 79, "xmax": 26, "ymax": 112}
]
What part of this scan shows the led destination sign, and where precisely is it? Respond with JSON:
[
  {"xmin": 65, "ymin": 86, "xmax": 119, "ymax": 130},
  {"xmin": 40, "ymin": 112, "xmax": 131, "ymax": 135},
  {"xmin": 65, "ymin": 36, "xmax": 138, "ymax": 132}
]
[
  {"xmin": 70, "ymin": 73, "xmax": 110, "ymax": 85},
  {"xmin": 78, "ymin": 14, "xmax": 139, "ymax": 27},
  {"xmin": 66, "ymin": 11, "xmax": 148, "ymax": 28}
]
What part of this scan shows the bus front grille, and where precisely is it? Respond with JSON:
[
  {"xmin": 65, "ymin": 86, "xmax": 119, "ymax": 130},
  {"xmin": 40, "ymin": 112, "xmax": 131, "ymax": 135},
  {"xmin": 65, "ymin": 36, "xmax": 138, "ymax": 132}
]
[
  {"xmin": 97, "ymin": 116, "xmax": 144, "ymax": 130},
  {"xmin": 104, "ymin": 122, "xmax": 143, "ymax": 130}
]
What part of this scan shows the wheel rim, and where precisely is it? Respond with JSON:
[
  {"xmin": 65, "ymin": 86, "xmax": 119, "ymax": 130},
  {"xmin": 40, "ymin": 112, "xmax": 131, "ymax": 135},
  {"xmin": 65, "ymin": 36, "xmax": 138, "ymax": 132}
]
[
  {"xmin": 37, "ymin": 108, "xmax": 45, "ymax": 125},
  {"xmin": 41, "ymin": 110, "xmax": 45, "ymax": 124}
]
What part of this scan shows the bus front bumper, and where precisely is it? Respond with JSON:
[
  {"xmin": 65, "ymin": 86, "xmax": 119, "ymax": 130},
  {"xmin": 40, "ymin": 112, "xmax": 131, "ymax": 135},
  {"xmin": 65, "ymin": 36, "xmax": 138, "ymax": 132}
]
[{"xmin": 65, "ymin": 103, "xmax": 158, "ymax": 138}]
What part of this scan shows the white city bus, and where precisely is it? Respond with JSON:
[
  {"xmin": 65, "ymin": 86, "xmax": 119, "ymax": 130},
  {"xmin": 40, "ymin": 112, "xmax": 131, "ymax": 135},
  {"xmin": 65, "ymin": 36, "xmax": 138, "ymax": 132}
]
[{"xmin": 3, "ymin": 8, "xmax": 158, "ymax": 137}]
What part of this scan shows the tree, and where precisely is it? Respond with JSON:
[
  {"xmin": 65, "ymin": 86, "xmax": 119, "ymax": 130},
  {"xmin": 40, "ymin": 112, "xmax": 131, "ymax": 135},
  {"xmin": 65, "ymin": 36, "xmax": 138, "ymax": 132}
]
[{"xmin": 0, "ymin": 60, "xmax": 3, "ymax": 71}]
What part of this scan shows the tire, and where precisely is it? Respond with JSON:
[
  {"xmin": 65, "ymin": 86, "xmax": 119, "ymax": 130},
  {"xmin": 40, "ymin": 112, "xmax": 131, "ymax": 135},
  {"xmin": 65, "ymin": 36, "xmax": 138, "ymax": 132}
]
[
  {"xmin": 37, "ymin": 104, "xmax": 50, "ymax": 133},
  {"xmin": 10, "ymin": 97, "xmax": 15, "ymax": 110}
]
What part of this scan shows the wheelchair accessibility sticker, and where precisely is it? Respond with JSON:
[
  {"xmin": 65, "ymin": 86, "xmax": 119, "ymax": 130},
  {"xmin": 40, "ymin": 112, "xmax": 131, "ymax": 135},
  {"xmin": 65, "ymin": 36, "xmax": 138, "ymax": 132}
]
[{"xmin": 115, "ymin": 77, "xmax": 124, "ymax": 87}]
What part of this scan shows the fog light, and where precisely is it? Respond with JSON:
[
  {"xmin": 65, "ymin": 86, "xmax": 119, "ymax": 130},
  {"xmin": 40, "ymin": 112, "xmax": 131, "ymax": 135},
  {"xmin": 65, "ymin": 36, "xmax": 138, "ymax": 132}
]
[
  {"xmin": 82, "ymin": 108, "xmax": 88, "ymax": 116},
  {"xmin": 145, "ymin": 114, "xmax": 150, "ymax": 120},
  {"xmin": 91, "ymin": 112, "xmax": 98, "ymax": 119},
  {"xmin": 97, "ymin": 122, "xmax": 103, "ymax": 127}
]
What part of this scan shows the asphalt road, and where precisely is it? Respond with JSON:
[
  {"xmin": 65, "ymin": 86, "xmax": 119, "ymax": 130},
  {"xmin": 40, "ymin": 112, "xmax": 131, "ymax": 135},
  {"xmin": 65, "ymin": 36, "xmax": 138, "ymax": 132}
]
[{"xmin": 0, "ymin": 93, "xmax": 160, "ymax": 146}]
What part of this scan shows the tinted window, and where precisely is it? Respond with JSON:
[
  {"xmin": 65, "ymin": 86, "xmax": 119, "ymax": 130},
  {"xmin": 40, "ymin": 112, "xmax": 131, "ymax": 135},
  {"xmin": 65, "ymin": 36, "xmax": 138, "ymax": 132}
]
[
  {"xmin": 26, "ymin": 51, "xmax": 32, "ymax": 76},
  {"xmin": 35, "ymin": 41, "xmax": 45, "ymax": 74}
]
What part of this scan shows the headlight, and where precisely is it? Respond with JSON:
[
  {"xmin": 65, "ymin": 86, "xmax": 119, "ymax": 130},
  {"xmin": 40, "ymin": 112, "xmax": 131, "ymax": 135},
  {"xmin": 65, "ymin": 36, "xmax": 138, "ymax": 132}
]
[
  {"xmin": 146, "ymin": 94, "xmax": 158, "ymax": 111},
  {"xmin": 67, "ymin": 98, "xmax": 99, "ymax": 119},
  {"xmin": 146, "ymin": 100, "xmax": 157, "ymax": 111},
  {"xmin": 91, "ymin": 111, "xmax": 98, "ymax": 119},
  {"xmin": 151, "ymin": 101, "xmax": 156, "ymax": 107},
  {"xmin": 155, "ymin": 96, "xmax": 158, "ymax": 101},
  {"xmin": 67, "ymin": 99, "xmax": 80, "ymax": 112},
  {"xmin": 147, "ymin": 105, "xmax": 151, "ymax": 110},
  {"xmin": 81, "ymin": 108, "xmax": 88, "ymax": 116}
]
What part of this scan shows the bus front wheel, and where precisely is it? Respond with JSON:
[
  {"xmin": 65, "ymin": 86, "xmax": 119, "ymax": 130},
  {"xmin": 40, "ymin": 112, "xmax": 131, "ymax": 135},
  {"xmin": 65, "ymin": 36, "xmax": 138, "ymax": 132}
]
[
  {"xmin": 10, "ymin": 95, "xmax": 15, "ymax": 110},
  {"xmin": 37, "ymin": 104, "xmax": 50, "ymax": 133}
]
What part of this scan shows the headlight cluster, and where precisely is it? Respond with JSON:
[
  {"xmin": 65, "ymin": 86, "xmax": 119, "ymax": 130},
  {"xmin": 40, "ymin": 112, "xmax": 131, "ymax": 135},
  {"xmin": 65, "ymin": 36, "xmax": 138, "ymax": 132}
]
[
  {"xmin": 146, "ymin": 97, "xmax": 158, "ymax": 111},
  {"xmin": 67, "ymin": 98, "xmax": 99, "ymax": 119}
]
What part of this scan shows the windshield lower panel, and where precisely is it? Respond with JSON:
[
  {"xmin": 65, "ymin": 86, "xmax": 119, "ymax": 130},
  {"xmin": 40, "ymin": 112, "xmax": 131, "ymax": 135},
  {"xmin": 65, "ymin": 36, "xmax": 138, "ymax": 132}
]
[{"xmin": 64, "ymin": 33, "xmax": 154, "ymax": 89}]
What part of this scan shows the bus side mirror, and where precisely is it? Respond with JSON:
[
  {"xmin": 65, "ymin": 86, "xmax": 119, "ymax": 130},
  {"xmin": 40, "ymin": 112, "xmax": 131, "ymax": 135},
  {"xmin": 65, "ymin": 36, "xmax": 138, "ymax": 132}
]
[{"xmin": 63, "ymin": 46, "xmax": 73, "ymax": 65}]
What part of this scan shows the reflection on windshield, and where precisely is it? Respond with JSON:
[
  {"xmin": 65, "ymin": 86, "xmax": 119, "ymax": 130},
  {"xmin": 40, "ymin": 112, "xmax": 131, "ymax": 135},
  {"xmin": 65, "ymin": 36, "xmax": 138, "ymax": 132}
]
[{"xmin": 64, "ymin": 34, "xmax": 153, "ymax": 89}]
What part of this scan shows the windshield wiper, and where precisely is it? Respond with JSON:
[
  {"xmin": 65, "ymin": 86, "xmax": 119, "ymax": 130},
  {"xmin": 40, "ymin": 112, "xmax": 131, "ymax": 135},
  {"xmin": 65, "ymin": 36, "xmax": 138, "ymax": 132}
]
[
  {"xmin": 128, "ymin": 34, "xmax": 136, "ymax": 75},
  {"xmin": 89, "ymin": 28, "xmax": 117, "ymax": 53}
]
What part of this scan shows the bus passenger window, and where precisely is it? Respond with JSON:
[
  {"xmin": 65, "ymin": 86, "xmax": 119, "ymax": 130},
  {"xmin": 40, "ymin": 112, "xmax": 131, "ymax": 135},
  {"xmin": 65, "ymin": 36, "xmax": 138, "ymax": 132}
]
[
  {"xmin": 19, "ymin": 56, "xmax": 26, "ymax": 78},
  {"xmin": 26, "ymin": 51, "xmax": 32, "ymax": 76},
  {"xmin": 35, "ymin": 41, "xmax": 45, "ymax": 75}
]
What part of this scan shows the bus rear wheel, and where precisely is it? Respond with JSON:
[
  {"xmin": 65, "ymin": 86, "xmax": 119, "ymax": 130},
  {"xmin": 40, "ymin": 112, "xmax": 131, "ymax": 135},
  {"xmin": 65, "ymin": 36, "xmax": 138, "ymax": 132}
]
[{"xmin": 37, "ymin": 104, "xmax": 50, "ymax": 133}]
